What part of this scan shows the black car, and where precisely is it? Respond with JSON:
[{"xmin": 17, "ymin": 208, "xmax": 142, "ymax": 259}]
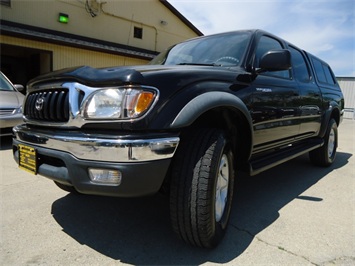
[{"xmin": 13, "ymin": 29, "xmax": 344, "ymax": 248}]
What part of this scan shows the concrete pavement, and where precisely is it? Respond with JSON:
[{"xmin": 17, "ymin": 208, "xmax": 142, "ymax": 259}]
[{"xmin": 1, "ymin": 119, "xmax": 354, "ymax": 265}]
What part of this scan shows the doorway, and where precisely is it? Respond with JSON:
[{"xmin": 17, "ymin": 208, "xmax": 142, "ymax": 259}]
[{"xmin": 0, "ymin": 44, "xmax": 52, "ymax": 90}]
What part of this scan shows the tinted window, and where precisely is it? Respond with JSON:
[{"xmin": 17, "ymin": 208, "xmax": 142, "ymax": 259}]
[
  {"xmin": 312, "ymin": 57, "xmax": 336, "ymax": 85},
  {"xmin": 312, "ymin": 58, "xmax": 327, "ymax": 83},
  {"xmin": 150, "ymin": 32, "xmax": 251, "ymax": 66},
  {"xmin": 323, "ymin": 65, "xmax": 336, "ymax": 84},
  {"xmin": 255, "ymin": 36, "xmax": 290, "ymax": 78},
  {"xmin": 289, "ymin": 46, "xmax": 310, "ymax": 82}
]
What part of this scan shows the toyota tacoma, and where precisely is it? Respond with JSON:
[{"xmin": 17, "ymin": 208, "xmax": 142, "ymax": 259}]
[{"xmin": 13, "ymin": 29, "xmax": 344, "ymax": 248}]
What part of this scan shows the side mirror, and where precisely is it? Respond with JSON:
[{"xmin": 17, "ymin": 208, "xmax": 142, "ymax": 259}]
[
  {"xmin": 14, "ymin": 84, "xmax": 25, "ymax": 92},
  {"xmin": 259, "ymin": 49, "xmax": 291, "ymax": 72}
]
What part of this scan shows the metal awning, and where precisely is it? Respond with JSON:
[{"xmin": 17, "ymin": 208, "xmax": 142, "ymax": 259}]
[{"xmin": 1, "ymin": 21, "xmax": 158, "ymax": 60}]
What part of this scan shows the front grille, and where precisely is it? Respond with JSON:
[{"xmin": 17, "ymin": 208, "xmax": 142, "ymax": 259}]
[{"xmin": 24, "ymin": 89, "xmax": 69, "ymax": 122}]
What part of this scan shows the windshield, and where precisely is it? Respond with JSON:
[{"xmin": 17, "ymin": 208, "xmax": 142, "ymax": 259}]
[
  {"xmin": 0, "ymin": 72, "xmax": 15, "ymax": 91},
  {"xmin": 150, "ymin": 32, "xmax": 251, "ymax": 66}
]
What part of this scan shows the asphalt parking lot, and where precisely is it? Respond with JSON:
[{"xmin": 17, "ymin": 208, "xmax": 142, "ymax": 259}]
[{"xmin": 1, "ymin": 119, "xmax": 354, "ymax": 265}]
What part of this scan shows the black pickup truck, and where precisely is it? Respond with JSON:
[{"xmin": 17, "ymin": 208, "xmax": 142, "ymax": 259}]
[{"xmin": 13, "ymin": 29, "xmax": 344, "ymax": 248}]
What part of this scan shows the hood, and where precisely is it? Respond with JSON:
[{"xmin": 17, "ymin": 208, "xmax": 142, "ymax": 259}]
[
  {"xmin": 136, "ymin": 65, "xmax": 246, "ymax": 92},
  {"xmin": 28, "ymin": 66, "xmax": 145, "ymax": 87},
  {"xmin": 28, "ymin": 65, "xmax": 244, "ymax": 88},
  {"xmin": 0, "ymin": 91, "xmax": 25, "ymax": 109}
]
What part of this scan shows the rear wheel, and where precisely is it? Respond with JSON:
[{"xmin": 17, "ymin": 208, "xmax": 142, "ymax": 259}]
[
  {"xmin": 170, "ymin": 128, "xmax": 235, "ymax": 248},
  {"xmin": 309, "ymin": 118, "xmax": 338, "ymax": 166}
]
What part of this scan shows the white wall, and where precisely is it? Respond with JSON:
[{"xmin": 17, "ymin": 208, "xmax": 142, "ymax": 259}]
[{"xmin": 338, "ymin": 77, "xmax": 355, "ymax": 119}]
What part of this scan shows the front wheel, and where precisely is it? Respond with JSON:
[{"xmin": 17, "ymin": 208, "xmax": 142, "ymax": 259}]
[
  {"xmin": 170, "ymin": 128, "xmax": 235, "ymax": 248},
  {"xmin": 309, "ymin": 118, "xmax": 338, "ymax": 166}
]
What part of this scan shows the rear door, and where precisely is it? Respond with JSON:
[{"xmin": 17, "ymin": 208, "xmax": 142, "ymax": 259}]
[{"xmin": 288, "ymin": 46, "xmax": 323, "ymax": 138}]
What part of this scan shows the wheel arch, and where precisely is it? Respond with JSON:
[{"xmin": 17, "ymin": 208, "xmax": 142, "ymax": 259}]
[
  {"xmin": 319, "ymin": 102, "xmax": 341, "ymax": 138},
  {"xmin": 170, "ymin": 91, "xmax": 254, "ymax": 167}
]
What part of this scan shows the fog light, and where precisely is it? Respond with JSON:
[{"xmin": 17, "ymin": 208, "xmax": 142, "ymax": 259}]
[{"xmin": 89, "ymin": 168, "xmax": 122, "ymax": 185}]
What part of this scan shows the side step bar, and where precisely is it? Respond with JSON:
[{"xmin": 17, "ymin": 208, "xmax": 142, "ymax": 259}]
[{"xmin": 249, "ymin": 139, "xmax": 324, "ymax": 176}]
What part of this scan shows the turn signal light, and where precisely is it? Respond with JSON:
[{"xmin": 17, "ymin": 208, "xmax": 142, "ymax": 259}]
[{"xmin": 135, "ymin": 92, "xmax": 154, "ymax": 114}]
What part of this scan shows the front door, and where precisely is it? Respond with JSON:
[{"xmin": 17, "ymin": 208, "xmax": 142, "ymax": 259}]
[{"xmin": 250, "ymin": 35, "xmax": 300, "ymax": 152}]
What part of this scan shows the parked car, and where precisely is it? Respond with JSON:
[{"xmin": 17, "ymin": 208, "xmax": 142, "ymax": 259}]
[
  {"xmin": 12, "ymin": 29, "xmax": 344, "ymax": 248},
  {"xmin": 0, "ymin": 72, "xmax": 25, "ymax": 137}
]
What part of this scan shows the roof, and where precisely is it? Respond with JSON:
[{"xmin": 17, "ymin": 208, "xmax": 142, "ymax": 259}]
[
  {"xmin": 160, "ymin": 0, "xmax": 203, "ymax": 36},
  {"xmin": 0, "ymin": 1, "xmax": 203, "ymax": 59}
]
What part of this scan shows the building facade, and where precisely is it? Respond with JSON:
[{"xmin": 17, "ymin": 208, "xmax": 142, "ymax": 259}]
[
  {"xmin": 338, "ymin": 77, "xmax": 355, "ymax": 119},
  {"xmin": 0, "ymin": 0, "xmax": 202, "ymax": 85}
]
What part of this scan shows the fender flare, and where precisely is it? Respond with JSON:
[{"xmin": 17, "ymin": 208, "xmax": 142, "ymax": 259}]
[
  {"xmin": 170, "ymin": 91, "xmax": 253, "ymax": 130},
  {"xmin": 319, "ymin": 101, "xmax": 341, "ymax": 138}
]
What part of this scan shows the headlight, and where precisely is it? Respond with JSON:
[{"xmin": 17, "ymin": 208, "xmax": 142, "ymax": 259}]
[
  {"xmin": 85, "ymin": 89, "xmax": 123, "ymax": 119},
  {"xmin": 82, "ymin": 87, "xmax": 157, "ymax": 120},
  {"xmin": 14, "ymin": 106, "xmax": 23, "ymax": 115}
]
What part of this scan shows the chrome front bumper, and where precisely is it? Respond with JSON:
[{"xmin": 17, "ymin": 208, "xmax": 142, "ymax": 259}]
[{"xmin": 13, "ymin": 124, "xmax": 179, "ymax": 163}]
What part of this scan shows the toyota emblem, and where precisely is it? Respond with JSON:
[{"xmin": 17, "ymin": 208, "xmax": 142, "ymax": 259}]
[{"xmin": 35, "ymin": 98, "xmax": 45, "ymax": 111}]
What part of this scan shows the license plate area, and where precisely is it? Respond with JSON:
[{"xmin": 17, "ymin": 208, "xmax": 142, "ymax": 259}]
[{"xmin": 18, "ymin": 144, "xmax": 37, "ymax": 175}]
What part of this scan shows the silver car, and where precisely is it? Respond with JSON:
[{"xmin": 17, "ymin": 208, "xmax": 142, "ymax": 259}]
[{"xmin": 0, "ymin": 72, "xmax": 25, "ymax": 137}]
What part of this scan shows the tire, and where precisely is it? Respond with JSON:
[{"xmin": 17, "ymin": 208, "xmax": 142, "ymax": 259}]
[
  {"xmin": 170, "ymin": 128, "xmax": 235, "ymax": 248},
  {"xmin": 309, "ymin": 118, "xmax": 338, "ymax": 166},
  {"xmin": 54, "ymin": 181, "xmax": 79, "ymax": 194}
]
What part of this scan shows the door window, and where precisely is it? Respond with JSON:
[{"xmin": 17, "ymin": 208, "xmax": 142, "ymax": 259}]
[
  {"xmin": 312, "ymin": 58, "xmax": 327, "ymax": 83},
  {"xmin": 255, "ymin": 36, "xmax": 290, "ymax": 79},
  {"xmin": 289, "ymin": 46, "xmax": 311, "ymax": 83}
]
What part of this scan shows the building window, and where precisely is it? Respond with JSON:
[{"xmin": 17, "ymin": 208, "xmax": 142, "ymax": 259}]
[
  {"xmin": 134, "ymin": 27, "xmax": 143, "ymax": 39},
  {"xmin": 0, "ymin": 0, "xmax": 11, "ymax": 7}
]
